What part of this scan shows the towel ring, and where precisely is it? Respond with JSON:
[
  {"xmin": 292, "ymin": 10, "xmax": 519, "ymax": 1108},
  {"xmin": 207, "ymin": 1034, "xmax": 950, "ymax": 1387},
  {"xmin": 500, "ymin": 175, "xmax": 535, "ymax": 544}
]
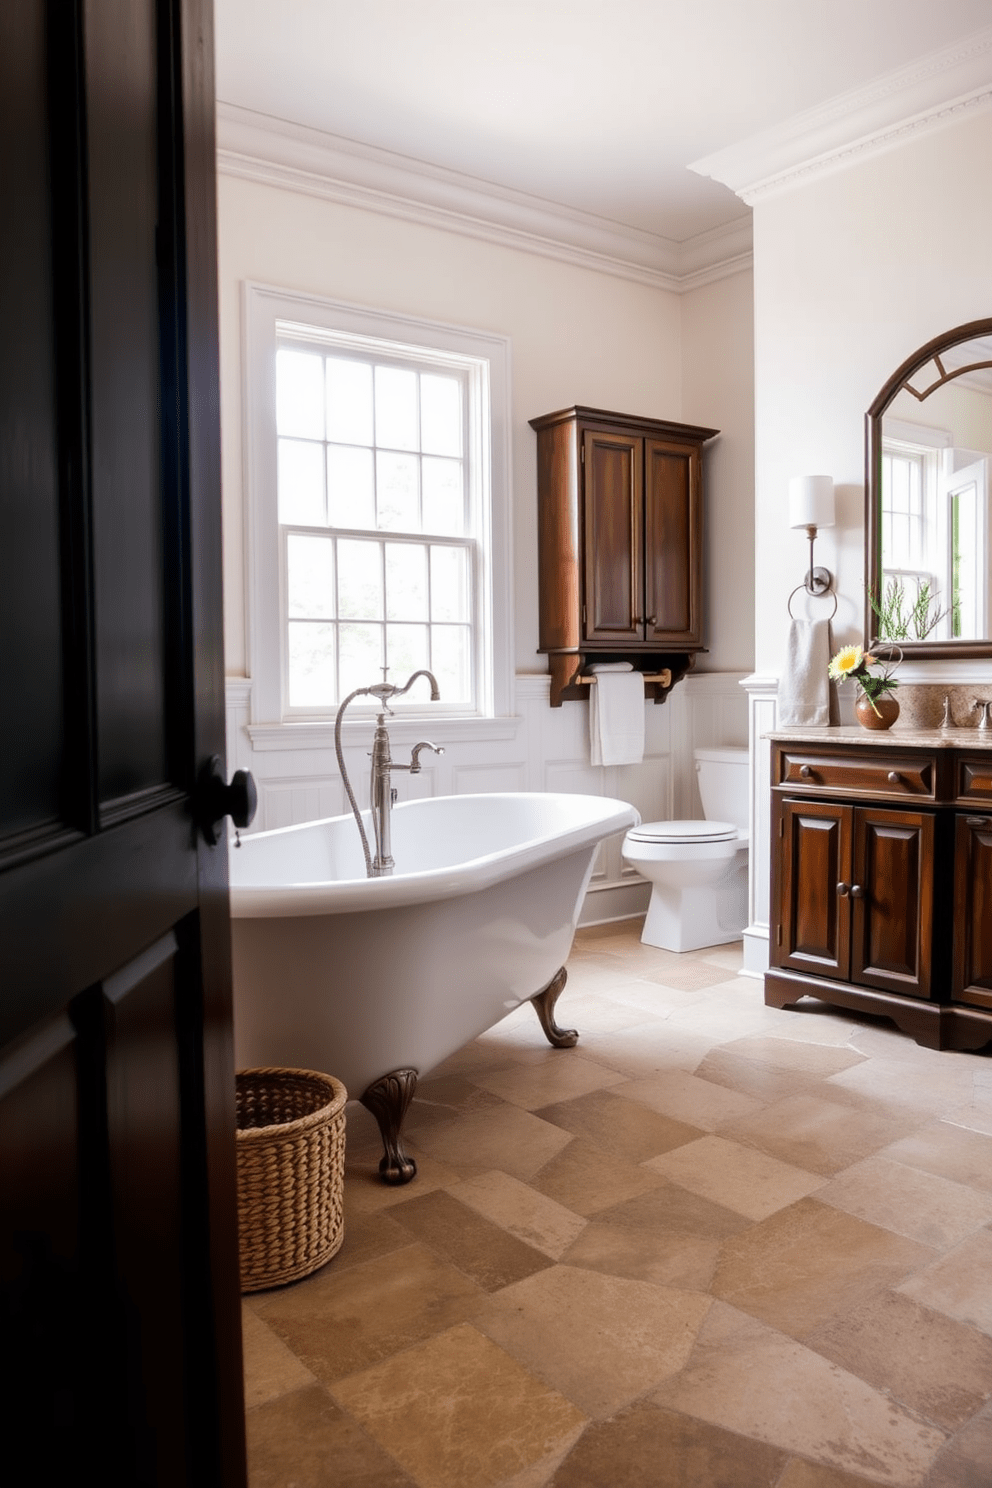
[{"xmin": 788, "ymin": 583, "xmax": 837, "ymax": 620}]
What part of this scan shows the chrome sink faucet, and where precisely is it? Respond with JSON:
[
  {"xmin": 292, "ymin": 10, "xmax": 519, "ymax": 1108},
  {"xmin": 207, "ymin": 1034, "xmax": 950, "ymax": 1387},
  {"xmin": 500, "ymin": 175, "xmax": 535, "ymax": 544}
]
[{"xmin": 334, "ymin": 669, "xmax": 443, "ymax": 877}]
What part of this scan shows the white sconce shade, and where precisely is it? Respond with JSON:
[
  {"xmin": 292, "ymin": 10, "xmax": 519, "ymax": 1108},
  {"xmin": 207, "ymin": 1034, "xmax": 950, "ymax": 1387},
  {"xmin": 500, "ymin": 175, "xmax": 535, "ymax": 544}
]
[{"xmin": 789, "ymin": 475, "xmax": 835, "ymax": 530}]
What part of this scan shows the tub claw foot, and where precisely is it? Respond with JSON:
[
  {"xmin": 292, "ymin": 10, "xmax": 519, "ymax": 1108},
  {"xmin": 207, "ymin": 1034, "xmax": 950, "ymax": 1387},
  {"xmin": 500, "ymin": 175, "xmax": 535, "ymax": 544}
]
[
  {"xmin": 360, "ymin": 1069, "xmax": 419, "ymax": 1185},
  {"xmin": 531, "ymin": 967, "xmax": 578, "ymax": 1048}
]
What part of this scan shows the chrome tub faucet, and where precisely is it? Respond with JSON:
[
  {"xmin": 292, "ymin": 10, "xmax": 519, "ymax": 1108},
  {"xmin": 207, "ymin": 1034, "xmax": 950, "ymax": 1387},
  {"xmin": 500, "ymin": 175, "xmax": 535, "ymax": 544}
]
[{"xmin": 335, "ymin": 669, "xmax": 443, "ymax": 877}]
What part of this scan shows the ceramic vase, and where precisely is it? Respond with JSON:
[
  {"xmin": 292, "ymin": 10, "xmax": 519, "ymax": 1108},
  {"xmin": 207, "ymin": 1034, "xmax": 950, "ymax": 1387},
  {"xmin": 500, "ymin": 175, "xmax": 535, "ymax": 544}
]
[{"xmin": 855, "ymin": 692, "xmax": 899, "ymax": 730}]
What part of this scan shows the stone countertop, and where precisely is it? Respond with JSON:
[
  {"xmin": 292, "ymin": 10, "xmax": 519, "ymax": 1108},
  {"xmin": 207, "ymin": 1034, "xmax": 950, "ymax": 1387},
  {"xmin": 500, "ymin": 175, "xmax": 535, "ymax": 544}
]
[{"xmin": 765, "ymin": 726, "xmax": 992, "ymax": 749}]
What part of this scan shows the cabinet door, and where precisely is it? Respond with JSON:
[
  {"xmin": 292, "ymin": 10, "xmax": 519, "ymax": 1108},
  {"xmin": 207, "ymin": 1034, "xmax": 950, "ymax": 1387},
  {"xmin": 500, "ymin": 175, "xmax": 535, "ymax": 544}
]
[
  {"xmin": 851, "ymin": 807, "xmax": 934, "ymax": 999},
  {"xmin": 644, "ymin": 439, "xmax": 701, "ymax": 645},
  {"xmin": 776, "ymin": 798, "xmax": 852, "ymax": 979},
  {"xmin": 953, "ymin": 813, "xmax": 992, "ymax": 1009},
  {"xmin": 582, "ymin": 429, "xmax": 643, "ymax": 643}
]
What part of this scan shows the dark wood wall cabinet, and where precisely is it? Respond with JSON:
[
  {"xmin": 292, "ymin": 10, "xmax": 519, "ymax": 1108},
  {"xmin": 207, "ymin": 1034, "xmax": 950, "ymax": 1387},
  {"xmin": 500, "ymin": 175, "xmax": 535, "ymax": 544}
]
[
  {"xmin": 767, "ymin": 731, "xmax": 992, "ymax": 1052},
  {"xmin": 530, "ymin": 406, "xmax": 718, "ymax": 706}
]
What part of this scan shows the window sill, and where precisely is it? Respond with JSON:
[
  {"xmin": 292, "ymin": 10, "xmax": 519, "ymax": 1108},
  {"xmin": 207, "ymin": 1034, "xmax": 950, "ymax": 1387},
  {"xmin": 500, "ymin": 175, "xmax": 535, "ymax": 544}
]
[{"xmin": 245, "ymin": 715, "xmax": 522, "ymax": 752}]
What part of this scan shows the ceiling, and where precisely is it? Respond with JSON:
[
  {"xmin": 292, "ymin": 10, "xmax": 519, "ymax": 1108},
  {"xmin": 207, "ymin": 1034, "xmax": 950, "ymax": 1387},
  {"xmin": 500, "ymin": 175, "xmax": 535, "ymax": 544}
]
[{"xmin": 214, "ymin": 0, "xmax": 992, "ymax": 244}]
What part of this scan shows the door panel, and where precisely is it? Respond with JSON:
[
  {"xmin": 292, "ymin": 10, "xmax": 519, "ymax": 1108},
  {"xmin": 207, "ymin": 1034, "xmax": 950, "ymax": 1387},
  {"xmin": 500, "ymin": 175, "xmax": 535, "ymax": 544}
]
[
  {"xmin": 953, "ymin": 813, "xmax": 992, "ymax": 1008},
  {"xmin": 777, "ymin": 798, "xmax": 851, "ymax": 978},
  {"xmin": 582, "ymin": 429, "xmax": 642, "ymax": 642},
  {"xmin": 644, "ymin": 439, "xmax": 699, "ymax": 644},
  {"xmin": 0, "ymin": 4, "xmax": 245, "ymax": 1484},
  {"xmin": 852, "ymin": 808, "xmax": 934, "ymax": 998}
]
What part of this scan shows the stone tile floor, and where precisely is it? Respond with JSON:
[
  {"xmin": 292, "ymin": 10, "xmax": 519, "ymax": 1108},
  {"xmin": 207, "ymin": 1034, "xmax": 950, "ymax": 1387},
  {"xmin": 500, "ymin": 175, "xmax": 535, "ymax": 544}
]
[{"xmin": 242, "ymin": 920, "xmax": 992, "ymax": 1487}]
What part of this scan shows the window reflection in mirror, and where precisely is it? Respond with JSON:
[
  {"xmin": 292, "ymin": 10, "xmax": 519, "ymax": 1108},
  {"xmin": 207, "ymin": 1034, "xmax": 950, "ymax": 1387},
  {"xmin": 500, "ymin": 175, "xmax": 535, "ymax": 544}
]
[{"xmin": 867, "ymin": 324, "xmax": 992, "ymax": 656}]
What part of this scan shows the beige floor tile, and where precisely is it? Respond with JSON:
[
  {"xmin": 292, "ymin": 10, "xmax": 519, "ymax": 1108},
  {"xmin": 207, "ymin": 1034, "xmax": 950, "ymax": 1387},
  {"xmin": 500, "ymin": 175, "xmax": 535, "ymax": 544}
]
[
  {"xmin": 825, "ymin": 1059, "xmax": 974, "ymax": 1119},
  {"xmin": 602, "ymin": 979, "xmax": 712, "ymax": 1015},
  {"xmin": 879, "ymin": 1120, "xmax": 992, "ymax": 1194},
  {"xmin": 614, "ymin": 1068, "xmax": 764, "ymax": 1130},
  {"xmin": 714, "ymin": 1036, "xmax": 868, "ymax": 1077},
  {"xmin": 808, "ymin": 1288, "xmax": 992, "ymax": 1431},
  {"xmin": 573, "ymin": 1023, "xmax": 719, "ymax": 1078},
  {"xmin": 389, "ymin": 1188, "xmax": 554, "ymax": 1292},
  {"xmin": 684, "ymin": 941, "xmax": 746, "ymax": 970},
  {"xmin": 946, "ymin": 1091, "xmax": 992, "ymax": 1137},
  {"xmin": 343, "ymin": 1145, "xmax": 464, "ymax": 1214},
  {"xmin": 451, "ymin": 1170, "xmax": 587, "ymax": 1260},
  {"xmin": 406, "ymin": 1075, "xmax": 509, "ymax": 1127},
  {"xmin": 590, "ymin": 1177, "xmax": 752, "ymax": 1241},
  {"xmin": 644, "ymin": 1134, "xmax": 827, "ymax": 1220},
  {"xmin": 241, "ymin": 1306, "xmax": 316, "ymax": 1409},
  {"xmin": 665, "ymin": 1000, "xmax": 796, "ymax": 1042},
  {"xmin": 471, "ymin": 1053, "xmax": 627, "ymax": 1110},
  {"xmin": 251, "ymin": 1242, "xmax": 485, "ymax": 1383},
  {"xmin": 777, "ymin": 1459, "xmax": 910, "ymax": 1488},
  {"xmin": 325, "ymin": 1195, "xmax": 415, "ymax": 1267},
  {"xmin": 653, "ymin": 1302, "xmax": 947, "ymax": 1485},
  {"xmin": 560, "ymin": 1218, "xmax": 721, "ymax": 1290},
  {"xmin": 246, "ymin": 1383, "xmax": 416, "ymax": 1488},
  {"xmin": 534, "ymin": 1088, "xmax": 704, "ymax": 1164},
  {"xmin": 548, "ymin": 1401, "xmax": 787, "ymax": 1487},
  {"xmin": 897, "ymin": 1227, "xmax": 992, "ymax": 1334},
  {"xmin": 529, "ymin": 1137, "xmax": 668, "ymax": 1217},
  {"xmin": 406, "ymin": 1103, "xmax": 573, "ymax": 1182},
  {"xmin": 476, "ymin": 1264, "xmax": 711, "ymax": 1418},
  {"xmin": 815, "ymin": 1156, "xmax": 992, "ymax": 1249},
  {"xmin": 694, "ymin": 1048, "xmax": 841, "ymax": 1102},
  {"xmin": 642, "ymin": 962, "xmax": 745, "ymax": 992},
  {"xmin": 719, "ymin": 1093, "xmax": 935, "ymax": 1178},
  {"xmin": 924, "ymin": 1401, "xmax": 992, "ymax": 1488},
  {"xmin": 711, "ymin": 1197, "xmax": 935, "ymax": 1340},
  {"xmin": 332, "ymin": 1323, "xmax": 585, "ymax": 1488}
]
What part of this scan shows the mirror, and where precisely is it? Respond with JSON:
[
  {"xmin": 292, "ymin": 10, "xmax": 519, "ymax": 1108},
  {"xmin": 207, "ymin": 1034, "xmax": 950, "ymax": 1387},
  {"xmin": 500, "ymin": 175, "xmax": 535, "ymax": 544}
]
[{"xmin": 866, "ymin": 318, "xmax": 992, "ymax": 658}]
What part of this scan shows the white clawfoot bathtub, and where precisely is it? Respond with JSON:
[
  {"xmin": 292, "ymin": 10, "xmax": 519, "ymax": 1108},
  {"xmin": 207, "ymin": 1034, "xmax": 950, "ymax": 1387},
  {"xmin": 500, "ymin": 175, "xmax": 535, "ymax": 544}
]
[{"xmin": 229, "ymin": 792, "xmax": 639, "ymax": 1182}]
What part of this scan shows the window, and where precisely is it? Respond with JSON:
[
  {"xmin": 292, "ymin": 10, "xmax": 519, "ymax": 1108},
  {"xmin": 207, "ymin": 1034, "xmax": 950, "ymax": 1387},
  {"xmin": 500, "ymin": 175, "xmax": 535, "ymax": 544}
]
[{"xmin": 244, "ymin": 286, "xmax": 511, "ymax": 727}]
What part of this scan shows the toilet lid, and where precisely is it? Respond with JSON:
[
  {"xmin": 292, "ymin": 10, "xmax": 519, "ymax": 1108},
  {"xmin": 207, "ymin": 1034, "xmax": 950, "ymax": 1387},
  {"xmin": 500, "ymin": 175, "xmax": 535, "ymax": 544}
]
[{"xmin": 626, "ymin": 819, "xmax": 739, "ymax": 844}]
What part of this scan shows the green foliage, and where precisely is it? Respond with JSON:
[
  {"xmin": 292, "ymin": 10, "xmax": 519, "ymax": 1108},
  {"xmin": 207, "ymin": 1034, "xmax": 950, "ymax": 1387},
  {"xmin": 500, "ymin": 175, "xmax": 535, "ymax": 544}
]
[{"xmin": 868, "ymin": 577, "xmax": 951, "ymax": 641}]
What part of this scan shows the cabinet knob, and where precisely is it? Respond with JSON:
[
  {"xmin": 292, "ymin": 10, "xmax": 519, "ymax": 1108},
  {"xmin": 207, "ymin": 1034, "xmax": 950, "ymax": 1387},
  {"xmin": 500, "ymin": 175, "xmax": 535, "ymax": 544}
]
[
  {"xmin": 850, "ymin": 884, "xmax": 865, "ymax": 899},
  {"xmin": 887, "ymin": 771, "xmax": 901, "ymax": 784},
  {"xmin": 836, "ymin": 881, "xmax": 850, "ymax": 897},
  {"xmin": 645, "ymin": 615, "xmax": 657, "ymax": 627},
  {"xmin": 799, "ymin": 765, "xmax": 813, "ymax": 778}
]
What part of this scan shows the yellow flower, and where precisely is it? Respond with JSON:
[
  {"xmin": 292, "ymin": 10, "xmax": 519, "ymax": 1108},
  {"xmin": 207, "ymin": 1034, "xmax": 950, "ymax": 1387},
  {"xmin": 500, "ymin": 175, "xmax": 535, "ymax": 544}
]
[{"xmin": 828, "ymin": 645, "xmax": 864, "ymax": 681}]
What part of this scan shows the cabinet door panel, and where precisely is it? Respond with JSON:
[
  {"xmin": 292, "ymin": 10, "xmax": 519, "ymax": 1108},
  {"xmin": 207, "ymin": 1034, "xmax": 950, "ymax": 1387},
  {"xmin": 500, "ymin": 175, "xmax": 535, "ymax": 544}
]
[
  {"xmin": 582, "ymin": 430, "xmax": 642, "ymax": 642},
  {"xmin": 644, "ymin": 439, "xmax": 700, "ymax": 645},
  {"xmin": 852, "ymin": 808, "xmax": 934, "ymax": 998},
  {"xmin": 953, "ymin": 813, "xmax": 992, "ymax": 1008},
  {"xmin": 777, "ymin": 799, "xmax": 851, "ymax": 978}
]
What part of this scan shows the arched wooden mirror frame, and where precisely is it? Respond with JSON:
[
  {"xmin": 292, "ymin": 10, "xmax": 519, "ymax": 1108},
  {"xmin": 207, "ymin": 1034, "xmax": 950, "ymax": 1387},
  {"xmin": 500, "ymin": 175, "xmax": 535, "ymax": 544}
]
[{"xmin": 865, "ymin": 316, "xmax": 992, "ymax": 659}]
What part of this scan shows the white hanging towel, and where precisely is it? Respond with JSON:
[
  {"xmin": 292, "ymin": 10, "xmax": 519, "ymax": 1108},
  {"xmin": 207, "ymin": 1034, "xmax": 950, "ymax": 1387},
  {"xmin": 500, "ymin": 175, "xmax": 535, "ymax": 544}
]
[
  {"xmin": 777, "ymin": 619, "xmax": 832, "ymax": 727},
  {"xmin": 589, "ymin": 663, "xmax": 645, "ymax": 766}
]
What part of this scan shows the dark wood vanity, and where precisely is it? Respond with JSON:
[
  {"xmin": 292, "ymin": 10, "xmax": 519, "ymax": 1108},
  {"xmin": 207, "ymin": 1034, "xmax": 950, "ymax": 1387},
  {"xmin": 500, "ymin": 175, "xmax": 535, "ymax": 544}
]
[
  {"xmin": 529, "ymin": 406, "xmax": 718, "ymax": 705},
  {"xmin": 767, "ymin": 728, "xmax": 992, "ymax": 1050}
]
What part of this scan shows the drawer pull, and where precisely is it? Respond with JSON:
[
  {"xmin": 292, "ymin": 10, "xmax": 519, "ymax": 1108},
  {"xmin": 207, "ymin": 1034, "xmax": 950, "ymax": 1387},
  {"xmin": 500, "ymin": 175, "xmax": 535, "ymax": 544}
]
[
  {"xmin": 836, "ymin": 882, "xmax": 850, "ymax": 897},
  {"xmin": 965, "ymin": 816, "xmax": 989, "ymax": 828},
  {"xmin": 799, "ymin": 765, "xmax": 813, "ymax": 779},
  {"xmin": 887, "ymin": 771, "xmax": 901, "ymax": 784},
  {"xmin": 850, "ymin": 884, "xmax": 865, "ymax": 899}
]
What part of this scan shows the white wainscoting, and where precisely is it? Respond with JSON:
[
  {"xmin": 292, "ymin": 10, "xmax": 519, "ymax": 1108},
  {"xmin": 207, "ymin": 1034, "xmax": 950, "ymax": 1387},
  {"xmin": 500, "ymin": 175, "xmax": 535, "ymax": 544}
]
[
  {"xmin": 740, "ymin": 673, "xmax": 779, "ymax": 979},
  {"xmin": 225, "ymin": 670, "xmax": 748, "ymax": 925}
]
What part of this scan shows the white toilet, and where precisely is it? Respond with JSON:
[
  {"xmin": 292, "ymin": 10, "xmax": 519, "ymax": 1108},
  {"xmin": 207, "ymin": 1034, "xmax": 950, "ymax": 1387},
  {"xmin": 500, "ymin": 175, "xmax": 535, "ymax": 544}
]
[{"xmin": 622, "ymin": 746, "xmax": 750, "ymax": 953}]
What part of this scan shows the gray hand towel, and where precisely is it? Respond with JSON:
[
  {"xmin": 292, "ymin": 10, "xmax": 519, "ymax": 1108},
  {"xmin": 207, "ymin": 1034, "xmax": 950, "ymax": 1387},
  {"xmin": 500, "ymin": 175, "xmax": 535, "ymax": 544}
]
[{"xmin": 777, "ymin": 619, "xmax": 833, "ymax": 727}]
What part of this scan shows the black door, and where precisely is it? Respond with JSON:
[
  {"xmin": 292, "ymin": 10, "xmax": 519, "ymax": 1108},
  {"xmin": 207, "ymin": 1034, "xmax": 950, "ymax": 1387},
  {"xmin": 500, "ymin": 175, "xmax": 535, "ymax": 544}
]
[{"xmin": 1, "ymin": 3, "xmax": 245, "ymax": 1484}]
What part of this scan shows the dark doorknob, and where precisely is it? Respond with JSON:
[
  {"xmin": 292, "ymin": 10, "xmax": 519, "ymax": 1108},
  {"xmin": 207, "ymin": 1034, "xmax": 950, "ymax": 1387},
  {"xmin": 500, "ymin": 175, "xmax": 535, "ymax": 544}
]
[{"xmin": 196, "ymin": 755, "xmax": 258, "ymax": 845}]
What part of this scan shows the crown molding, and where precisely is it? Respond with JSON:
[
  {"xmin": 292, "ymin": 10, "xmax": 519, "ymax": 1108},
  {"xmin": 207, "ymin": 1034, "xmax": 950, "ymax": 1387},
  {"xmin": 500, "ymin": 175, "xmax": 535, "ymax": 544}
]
[
  {"xmin": 215, "ymin": 102, "xmax": 751, "ymax": 293},
  {"xmin": 689, "ymin": 24, "xmax": 992, "ymax": 204}
]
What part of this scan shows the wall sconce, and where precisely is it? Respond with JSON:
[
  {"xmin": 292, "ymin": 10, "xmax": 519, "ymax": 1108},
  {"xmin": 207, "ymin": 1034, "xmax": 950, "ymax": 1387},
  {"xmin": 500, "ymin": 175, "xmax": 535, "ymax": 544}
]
[{"xmin": 789, "ymin": 475, "xmax": 835, "ymax": 595}]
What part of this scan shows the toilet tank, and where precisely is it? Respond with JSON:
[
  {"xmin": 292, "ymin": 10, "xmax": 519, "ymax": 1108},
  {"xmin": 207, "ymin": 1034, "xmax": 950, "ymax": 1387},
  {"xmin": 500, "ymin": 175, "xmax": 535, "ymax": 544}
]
[{"xmin": 694, "ymin": 747, "xmax": 749, "ymax": 831}]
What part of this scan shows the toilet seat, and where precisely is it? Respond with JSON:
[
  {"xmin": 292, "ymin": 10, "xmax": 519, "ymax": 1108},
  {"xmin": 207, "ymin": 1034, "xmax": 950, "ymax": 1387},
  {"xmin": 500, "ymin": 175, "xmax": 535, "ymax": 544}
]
[{"xmin": 625, "ymin": 819, "xmax": 738, "ymax": 846}]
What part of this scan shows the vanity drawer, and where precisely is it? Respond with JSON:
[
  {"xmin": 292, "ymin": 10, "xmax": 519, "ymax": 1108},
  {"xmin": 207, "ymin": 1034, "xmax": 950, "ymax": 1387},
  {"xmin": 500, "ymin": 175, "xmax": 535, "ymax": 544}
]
[
  {"xmin": 777, "ymin": 750, "xmax": 936, "ymax": 800},
  {"xmin": 957, "ymin": 755, "xmax": 992, "ymax": 804}
]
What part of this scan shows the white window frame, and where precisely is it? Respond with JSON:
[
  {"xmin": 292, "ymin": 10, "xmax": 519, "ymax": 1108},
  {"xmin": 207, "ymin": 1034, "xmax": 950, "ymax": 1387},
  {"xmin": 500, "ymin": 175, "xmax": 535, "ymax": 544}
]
[{"xmin": 243, "ymin": 283, "xmax": 513, "ymax": 734}]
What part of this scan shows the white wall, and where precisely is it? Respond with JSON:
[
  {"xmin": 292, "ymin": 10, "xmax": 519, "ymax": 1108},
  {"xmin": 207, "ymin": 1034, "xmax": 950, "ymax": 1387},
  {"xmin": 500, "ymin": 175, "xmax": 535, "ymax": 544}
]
[
  {"xmin": 682, "ymin": 270, "xmax": 755, "ymax": 673},
  {"xmin": 216, "ymin": 170, "xmax": 753, "ymax": 919}
]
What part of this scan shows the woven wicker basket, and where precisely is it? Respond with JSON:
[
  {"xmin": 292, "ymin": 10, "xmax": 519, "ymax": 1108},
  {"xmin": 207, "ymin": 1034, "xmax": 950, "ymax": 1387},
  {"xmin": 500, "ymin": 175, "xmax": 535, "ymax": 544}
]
[{"xmin": 235, "ymin": 1067, "xmax": 347, "ymax": 1293}]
